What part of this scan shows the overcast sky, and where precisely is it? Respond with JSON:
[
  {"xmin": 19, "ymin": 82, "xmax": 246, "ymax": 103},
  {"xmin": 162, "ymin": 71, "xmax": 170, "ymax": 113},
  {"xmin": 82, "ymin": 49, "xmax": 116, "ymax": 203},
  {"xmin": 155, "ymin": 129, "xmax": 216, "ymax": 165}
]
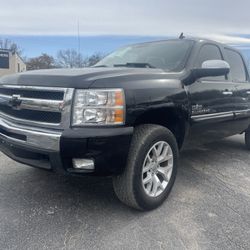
[
  {"xmin": 1, "ymin": 0, "xmax": 250, "ymax": 39},
  {"xmin": 1, "ymin": 0, "xmax": 250, "ymax": 59}
]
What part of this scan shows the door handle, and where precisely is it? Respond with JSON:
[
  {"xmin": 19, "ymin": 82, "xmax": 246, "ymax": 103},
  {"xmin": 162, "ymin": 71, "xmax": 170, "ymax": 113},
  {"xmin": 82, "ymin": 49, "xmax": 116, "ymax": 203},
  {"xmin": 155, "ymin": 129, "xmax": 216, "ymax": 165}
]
[
  {"xmin": 222, "ymin": 91, "xmax": 233, "ymax": 95},
  {"xmin": 246, "ymin": 91, "xmax": 250, "ymax": 95}
]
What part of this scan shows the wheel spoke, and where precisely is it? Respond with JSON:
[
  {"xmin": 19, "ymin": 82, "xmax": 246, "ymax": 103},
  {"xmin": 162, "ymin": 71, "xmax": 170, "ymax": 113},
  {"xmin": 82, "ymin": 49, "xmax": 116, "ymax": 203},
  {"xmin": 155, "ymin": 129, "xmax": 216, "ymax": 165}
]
[
  {"xmin": 162, "ymin": 145, "xmax": 169, "ymax": 157},
  {"xmin": 143, "ymin": 163, "xmax": 153, "ymax": 173},
  {"xmin": 152, "ymin": 146, "xmax": 158, "ymax": 159},
  {"xmin": 143, "ymin": 155, "xmax": 154, "ymax": 173},
  {"xmin": 157, "ymin": 167, "xmax": 168, "ymax": 181},
  {"xmin": 157, "ymin": 142, "xmax": 164, "ymax": 157},
  {"xmin": 143, "ymin": 162, "xmax": 154, "ymax": 173},
  {"xmin": 147, "ymin": 155, "xmax": 153, "ymax": 163},
  {"xmin": 152, "ymin": 175, "xmax": 161, "ymax": 196},
  {"xmin": 165, "ymin": 164, "xmax": 173, "ymax": 173},
  {"xmin": 143, "ymin": 173, "xmax": 152, "ymax": 185},
  {"xmin": 146, "ymin": 179, "xmax": 153, "ymax": 192},
  {"xmin": 158, "ymin": 153, "xmax": 173, "ymax": 164},
  {"xmin": 157, "ymin": 166, "xmax": 172, "ymax": 182}
]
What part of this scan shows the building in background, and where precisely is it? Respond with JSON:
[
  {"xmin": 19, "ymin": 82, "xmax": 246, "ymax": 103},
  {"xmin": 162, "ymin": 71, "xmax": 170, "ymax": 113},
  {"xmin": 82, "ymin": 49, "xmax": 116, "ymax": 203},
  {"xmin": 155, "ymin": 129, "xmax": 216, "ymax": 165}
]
[{"xmin": 0, "ymin": 49, "xmax": 26, "ymax": 77}]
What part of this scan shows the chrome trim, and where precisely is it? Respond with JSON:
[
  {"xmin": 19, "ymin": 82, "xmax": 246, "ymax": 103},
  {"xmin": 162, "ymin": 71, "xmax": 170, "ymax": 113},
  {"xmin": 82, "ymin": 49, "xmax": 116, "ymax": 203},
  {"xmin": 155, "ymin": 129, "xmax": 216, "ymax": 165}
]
[
  {"xmin": 0, "ymin": 85, "xmax": 74, "ymax": 129},
  {"xmin": 191, "ymin": 109, "xmax": 250, "ymax": 122},
  {"xmin": 0, "ymin": 85, "xmax": 68, "ymax": 92},
  {"xmin": 0, "ymin": 118, "xmax": 61, "ymax": 151},
  {"xmin": 192, "ymin": 111, "xmax": 233, "ymax": 121},
  {"xmin": 222, "ymin": 91, "xmax": 233, "ymax": 96},
  {"xmin": 0, "ymin": 94, "xmax": 64, "ymax": 112},
  {"xmin": 61, "ymin": 88, "xmax": 74, "ymax": 129},
  {"xmin": 234, "ymin": 109, "xmax": 250, "ymax": 117},
  {"xmin": 77, "ymin": 105, "xmax": 124, "ymax": 110}
]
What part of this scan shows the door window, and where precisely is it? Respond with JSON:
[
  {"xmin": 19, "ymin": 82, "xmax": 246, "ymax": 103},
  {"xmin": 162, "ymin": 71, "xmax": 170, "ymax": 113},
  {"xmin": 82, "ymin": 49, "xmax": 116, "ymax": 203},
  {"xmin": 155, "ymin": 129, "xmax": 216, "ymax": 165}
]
[
  {"xmin": 224, "ymin": 48, "xmax": 247, "ymax": 82},
  {"xmin": 197, "ymin": 44, "xmax": 225, "ymax": 80}
]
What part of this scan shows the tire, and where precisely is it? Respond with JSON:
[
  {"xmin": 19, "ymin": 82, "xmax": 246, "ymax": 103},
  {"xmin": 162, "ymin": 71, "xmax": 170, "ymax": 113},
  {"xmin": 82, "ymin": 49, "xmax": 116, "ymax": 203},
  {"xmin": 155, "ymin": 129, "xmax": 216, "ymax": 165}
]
[
  {"xmin": 245, "ymin": 127, "xmax": 250, "ymax": 150},
  {"xmin": 113, "ymin": 124, "xmax": 179, "ymax": 211}
]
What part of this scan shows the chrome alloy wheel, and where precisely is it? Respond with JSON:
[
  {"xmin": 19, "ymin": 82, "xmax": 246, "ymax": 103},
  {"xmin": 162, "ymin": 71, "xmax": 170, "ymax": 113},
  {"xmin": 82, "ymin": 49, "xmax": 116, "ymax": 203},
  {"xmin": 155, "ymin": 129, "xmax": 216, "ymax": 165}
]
[{"xmin": 142, "ymin": 141, "xmax": 174, "ymax": 197}]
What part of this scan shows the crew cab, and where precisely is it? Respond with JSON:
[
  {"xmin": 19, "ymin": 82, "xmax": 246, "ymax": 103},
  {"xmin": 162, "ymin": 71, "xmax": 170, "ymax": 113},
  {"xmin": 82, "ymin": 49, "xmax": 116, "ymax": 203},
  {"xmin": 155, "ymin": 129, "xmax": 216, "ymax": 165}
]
[{"xmin": 0, "ymin": 37, "xmax": 250, "ymax": 210}]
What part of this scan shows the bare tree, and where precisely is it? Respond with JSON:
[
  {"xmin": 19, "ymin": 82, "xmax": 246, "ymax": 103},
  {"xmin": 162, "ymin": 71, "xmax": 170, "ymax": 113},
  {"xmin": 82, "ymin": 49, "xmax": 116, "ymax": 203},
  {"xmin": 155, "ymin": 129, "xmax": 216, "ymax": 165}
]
[
  {"xmin": 56, "ymin": 49, "xmax": 84, "ymax": 68},
  {"xmin": 26, "ymin": 53, "xmax": 56, "ymax": 70},
  {"xmin": 0, "ymin": 38, "xmax": 22, "ymax": 55},
  {"xmin": 83, "ymin": 52, "xmax": 105, "ymax": 67}
]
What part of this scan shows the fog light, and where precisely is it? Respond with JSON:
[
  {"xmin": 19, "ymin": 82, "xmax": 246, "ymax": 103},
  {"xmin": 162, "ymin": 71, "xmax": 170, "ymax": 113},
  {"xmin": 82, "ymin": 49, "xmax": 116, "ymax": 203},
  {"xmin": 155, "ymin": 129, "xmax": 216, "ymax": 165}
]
[{"xmin": 72, "ymin": 158, "xmax": 95, "ymax": 171}]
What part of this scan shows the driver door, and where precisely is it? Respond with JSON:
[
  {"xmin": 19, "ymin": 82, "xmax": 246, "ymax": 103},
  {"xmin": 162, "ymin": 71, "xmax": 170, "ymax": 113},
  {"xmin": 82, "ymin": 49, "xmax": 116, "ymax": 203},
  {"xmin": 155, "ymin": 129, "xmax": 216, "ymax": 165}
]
[{"xmin": 188, "ymin": 44, "xmax": 237, "ymax": 144}]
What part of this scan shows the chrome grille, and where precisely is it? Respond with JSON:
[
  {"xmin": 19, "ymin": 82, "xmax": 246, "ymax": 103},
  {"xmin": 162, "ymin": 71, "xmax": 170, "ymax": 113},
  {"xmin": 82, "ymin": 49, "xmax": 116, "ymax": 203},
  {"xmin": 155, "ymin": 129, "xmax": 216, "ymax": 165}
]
[{"xmin": 0, "ymin": 85, "xmax": 74, "ymax": 129}]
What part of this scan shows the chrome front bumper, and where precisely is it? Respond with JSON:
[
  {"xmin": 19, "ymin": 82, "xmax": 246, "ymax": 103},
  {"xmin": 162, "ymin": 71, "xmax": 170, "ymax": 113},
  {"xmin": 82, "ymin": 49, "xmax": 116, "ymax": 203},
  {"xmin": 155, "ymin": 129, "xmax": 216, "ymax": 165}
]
[{"xmin": 0, "ymin": 118, "xmax": 61, "ymax": 152}]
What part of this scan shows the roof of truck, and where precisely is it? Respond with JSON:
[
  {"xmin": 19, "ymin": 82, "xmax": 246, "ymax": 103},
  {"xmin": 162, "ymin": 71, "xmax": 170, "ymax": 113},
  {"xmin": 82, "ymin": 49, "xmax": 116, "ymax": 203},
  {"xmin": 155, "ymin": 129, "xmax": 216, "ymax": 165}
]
[{"xmin": 129, "ymin": 36, "xmax": 239, "ymax": 52}]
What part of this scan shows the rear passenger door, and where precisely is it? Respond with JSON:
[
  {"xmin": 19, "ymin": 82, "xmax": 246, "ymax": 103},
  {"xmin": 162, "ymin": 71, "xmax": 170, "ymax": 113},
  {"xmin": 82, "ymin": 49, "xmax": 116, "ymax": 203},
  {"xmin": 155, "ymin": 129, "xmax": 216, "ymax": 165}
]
[{"xmin": 223, "ymin": 48, "xmax": 250, "ymax": 130}]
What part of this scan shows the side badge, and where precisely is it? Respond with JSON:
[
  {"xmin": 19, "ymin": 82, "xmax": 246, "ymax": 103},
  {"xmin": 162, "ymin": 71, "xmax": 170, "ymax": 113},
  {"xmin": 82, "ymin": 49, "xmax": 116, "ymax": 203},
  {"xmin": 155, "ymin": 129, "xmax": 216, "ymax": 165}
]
[{"xmin": 192, "ymin": 104, "xmax": 210, "ymax": 115}]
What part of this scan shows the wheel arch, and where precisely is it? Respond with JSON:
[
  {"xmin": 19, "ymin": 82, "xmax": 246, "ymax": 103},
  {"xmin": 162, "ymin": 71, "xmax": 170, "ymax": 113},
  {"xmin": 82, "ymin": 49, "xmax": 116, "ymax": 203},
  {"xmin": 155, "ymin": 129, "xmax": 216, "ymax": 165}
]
[{"xmin": 134, "ymin": 107, "xmax": 190, "ymax": 149}]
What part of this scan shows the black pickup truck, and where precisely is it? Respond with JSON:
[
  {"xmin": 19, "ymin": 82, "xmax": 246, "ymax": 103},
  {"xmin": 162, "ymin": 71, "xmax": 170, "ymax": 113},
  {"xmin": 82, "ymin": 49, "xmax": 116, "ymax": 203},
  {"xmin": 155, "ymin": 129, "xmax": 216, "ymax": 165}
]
[{"xmin": 0, "ymin": 37, "xmax": 250, "ymax": 210}]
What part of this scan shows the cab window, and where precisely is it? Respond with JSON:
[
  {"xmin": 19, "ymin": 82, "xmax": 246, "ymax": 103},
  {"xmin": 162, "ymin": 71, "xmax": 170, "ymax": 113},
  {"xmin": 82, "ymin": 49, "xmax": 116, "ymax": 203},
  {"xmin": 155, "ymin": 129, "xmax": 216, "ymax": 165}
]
[
  {"xmin": 224, "ymin": 48, "xmax": 247, "ymax": 82},
  {"xmin": 197, "ymin": 44, "xmax": 225, "ymax": 81}
]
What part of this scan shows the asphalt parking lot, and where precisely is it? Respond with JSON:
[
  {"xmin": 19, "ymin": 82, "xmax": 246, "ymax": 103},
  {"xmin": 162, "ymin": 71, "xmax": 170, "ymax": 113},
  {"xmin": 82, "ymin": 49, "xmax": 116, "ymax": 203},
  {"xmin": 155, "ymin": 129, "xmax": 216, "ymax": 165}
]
[{"xmin": 0, "ymin": 135, "xmax": 250, "ymax": 250}]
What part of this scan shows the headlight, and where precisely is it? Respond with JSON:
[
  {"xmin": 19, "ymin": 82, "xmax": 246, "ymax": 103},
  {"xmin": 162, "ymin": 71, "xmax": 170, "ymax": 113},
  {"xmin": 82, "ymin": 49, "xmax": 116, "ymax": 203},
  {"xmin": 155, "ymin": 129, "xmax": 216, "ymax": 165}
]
[{"xmin": 72, "ymin": 89, "xmax": 125, "ymax": 126}]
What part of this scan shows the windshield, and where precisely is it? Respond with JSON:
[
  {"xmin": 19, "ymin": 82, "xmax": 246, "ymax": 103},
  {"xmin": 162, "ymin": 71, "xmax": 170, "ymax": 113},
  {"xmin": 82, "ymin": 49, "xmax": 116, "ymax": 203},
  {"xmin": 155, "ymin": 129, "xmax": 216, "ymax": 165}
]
[{"xmin": 95, "ymin": 40, "xmax": 194, "ymax": 71}]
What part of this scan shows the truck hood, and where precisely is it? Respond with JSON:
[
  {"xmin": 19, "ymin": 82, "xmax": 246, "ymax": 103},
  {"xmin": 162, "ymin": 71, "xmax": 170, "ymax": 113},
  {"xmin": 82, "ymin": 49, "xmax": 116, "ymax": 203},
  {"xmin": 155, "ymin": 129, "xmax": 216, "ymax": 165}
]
[{"xmin": 0, "ymin": 67, "xmax": 182, "ymax": 88}]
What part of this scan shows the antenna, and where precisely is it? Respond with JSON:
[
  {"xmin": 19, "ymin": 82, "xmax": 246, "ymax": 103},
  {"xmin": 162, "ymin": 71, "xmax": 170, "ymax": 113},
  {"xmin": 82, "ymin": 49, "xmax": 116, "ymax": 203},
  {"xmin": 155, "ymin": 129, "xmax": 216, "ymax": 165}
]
[
  {"xmin": 179, "ymin": 32, "xmax": 185, "ymax": 39},
  {"xmin": 77, "ymin": 20, "xmax": 81, "ymax": 67}
]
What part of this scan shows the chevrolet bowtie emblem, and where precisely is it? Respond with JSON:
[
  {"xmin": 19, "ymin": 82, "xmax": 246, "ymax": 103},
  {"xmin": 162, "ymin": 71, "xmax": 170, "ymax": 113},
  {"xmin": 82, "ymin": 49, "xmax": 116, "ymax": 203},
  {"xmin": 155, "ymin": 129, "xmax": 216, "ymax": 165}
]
[{"xmin": 9, "ymin": 94, "xmax": 22, "ymax": 109}]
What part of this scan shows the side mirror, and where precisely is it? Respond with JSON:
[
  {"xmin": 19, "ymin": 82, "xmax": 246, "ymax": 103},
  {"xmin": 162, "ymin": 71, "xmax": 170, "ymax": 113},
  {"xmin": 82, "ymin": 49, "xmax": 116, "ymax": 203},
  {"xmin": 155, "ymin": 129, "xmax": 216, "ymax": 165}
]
[{"xmin": 192, "ymin": 60, "xmax": 230, "ymax": 79}]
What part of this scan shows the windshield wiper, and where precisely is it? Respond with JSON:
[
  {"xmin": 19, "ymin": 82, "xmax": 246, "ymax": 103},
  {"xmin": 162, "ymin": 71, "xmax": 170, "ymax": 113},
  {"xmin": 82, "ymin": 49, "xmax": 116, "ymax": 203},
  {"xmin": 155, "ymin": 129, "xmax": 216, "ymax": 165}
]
[{"xmin": 113, "ymin": 62, "xmax": 155, "ymax": 68}]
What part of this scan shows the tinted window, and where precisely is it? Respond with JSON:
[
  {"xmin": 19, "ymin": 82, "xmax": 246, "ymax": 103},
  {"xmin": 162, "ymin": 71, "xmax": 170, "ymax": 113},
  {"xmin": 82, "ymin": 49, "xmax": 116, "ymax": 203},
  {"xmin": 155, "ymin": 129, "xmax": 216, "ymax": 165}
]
[
  {"xmin": 95, "ymin": 40, "xmax": 194, "ymax": 71},
  {"xmin": 197, "ymin": 44, "xmax": 224, "ymax": 80},
  {"xmin": 224, "ymin": 49, "xmax": 246, "ymax": 82}
]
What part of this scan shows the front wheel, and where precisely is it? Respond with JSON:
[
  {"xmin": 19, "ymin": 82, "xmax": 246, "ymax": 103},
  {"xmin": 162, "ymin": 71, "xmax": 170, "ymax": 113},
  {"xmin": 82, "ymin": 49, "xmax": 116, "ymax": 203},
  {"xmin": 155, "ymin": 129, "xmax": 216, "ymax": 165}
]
[{"xmin": 113, "ymin": 124, "xmax": 178, "ymax": 211}]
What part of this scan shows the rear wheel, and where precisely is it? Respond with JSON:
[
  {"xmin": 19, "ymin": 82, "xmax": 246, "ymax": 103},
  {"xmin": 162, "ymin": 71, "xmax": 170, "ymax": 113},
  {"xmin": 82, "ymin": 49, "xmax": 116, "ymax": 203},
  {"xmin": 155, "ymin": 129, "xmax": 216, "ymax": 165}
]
[
  {"xmin": 245, "ymin": 127, "xmax": 250, "ymax": 150},
  {"xmin": 113, "ymin": 124, "xmax": 178, "ymax": 211}
]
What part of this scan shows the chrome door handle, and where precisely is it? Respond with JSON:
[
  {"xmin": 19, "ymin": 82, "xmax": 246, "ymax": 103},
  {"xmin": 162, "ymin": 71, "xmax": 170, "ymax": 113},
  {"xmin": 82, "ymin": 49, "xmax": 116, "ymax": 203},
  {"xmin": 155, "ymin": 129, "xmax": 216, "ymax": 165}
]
[
  {"xmin": 222, "ymin": 91, "xmax": 233, "ymax": 95},
  {"xmin": 246, "ymin": 91, "xmax": 250, "ymax": 95}
]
